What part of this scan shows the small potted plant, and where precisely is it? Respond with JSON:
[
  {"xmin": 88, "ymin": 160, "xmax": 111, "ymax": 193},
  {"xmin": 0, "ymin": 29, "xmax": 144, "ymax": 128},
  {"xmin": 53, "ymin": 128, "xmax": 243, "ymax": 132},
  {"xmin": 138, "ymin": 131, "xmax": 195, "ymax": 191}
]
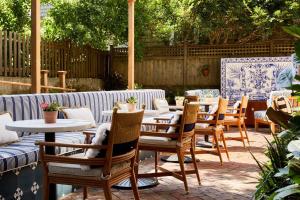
[
  {"xmin": 201, "ymin": 64, "xmax": 210, "ymax": 77},
  {"xmin": 175, "ymin": 96, "xmax": 185, "ymax": 106},
  {"xmin": 41, "ymin": 102, "xmax": 60, "ymax": 123},
  {"xmin": 126, "ymin": 96, "xmax": 137, "ymax": 112}
]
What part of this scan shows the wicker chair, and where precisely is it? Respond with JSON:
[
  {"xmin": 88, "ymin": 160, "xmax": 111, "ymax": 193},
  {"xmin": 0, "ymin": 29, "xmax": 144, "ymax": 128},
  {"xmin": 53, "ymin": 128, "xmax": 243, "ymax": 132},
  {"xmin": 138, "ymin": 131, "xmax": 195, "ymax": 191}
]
[
  {"xmin": 254, "ymin": 90, "xmax": 292, "ymax": 133},
  {"xmin": 223, "ymin": 96, "xmax": 250, "ymax": 147},
  {"xmin": 194, "ymin": 98, "xmax": 229, "ymax": 165},
  {"xmin": 138, "ymin": 102, "xmax": 201, "ymax": 194},
  {"xmin": 36, "ymin": 108, "xmax": 144, "ymax": 200}
]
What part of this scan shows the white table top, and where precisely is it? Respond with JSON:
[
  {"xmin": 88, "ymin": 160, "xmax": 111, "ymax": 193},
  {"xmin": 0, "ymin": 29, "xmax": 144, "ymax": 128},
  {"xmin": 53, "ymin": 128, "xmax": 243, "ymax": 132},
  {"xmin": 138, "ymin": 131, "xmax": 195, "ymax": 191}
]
[
  {"xmin": 6, "ymin": 119, "xmax": 92, "ymax": 133},
  {"xmin": 102, "ymin": 109, "xmax": 159, "ymax": 117}
]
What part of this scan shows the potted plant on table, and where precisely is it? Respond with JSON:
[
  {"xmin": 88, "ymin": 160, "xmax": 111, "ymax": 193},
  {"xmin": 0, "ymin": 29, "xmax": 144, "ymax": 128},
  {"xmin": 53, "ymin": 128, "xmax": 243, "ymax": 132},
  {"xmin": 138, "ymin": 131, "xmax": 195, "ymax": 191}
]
[
  {"xmin": 41, "ymin": 102, "xmax": 60, "ymax": 123},
  {"xmin": 126, "ymin": 96, "xmax": 137, "ymax": 112},
  {"xmin": 175, "ymin": 96, "xmax": 185, "ymax": 106}
]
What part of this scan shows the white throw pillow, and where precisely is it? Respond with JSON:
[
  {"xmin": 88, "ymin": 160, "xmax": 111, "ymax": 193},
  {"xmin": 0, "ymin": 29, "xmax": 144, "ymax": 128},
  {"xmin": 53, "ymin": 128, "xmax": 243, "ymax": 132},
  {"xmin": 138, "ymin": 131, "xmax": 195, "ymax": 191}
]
[
  {"xmin": 62, "ymin": 108, "xmax": 96, "ymax": 127},
  {"xmin": 0, "ymin": 113, "xmax": 19, "ymax": 145},
  {"xmin": 115, "ymin": 102, "xmax": 128, "ymax": 111},
  {"xmin": 154, "ymin": 98, "xmax": 169, "ymax": 114}
]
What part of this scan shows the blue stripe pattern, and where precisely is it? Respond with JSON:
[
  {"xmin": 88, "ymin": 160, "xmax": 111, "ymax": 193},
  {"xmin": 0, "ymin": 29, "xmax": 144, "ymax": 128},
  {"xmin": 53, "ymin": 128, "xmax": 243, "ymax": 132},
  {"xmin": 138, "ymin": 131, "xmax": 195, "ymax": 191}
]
[
  {"xmin": 0, "ymin": 90, "xmax": 165, "ymax": 172},
  {"xmin": 0, "ymin": 132, "xmax": 85, "ymax": 172}
]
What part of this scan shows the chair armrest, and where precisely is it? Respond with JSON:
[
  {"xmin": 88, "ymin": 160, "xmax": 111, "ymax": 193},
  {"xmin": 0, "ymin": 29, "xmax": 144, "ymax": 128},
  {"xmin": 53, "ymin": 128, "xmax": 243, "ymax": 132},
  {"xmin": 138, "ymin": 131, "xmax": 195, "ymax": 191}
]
[
  {"xmin": 197, "ymin": 112, "xmax": 216, "ymax": 116},
  {"xmin": 225, "ymin": 113, "xmax": 239, "ymax": 117},
  {"xmin": 142, "ymin": 122, "xmax": 180, "ymax": 128},
  {"xmin": 196, "ymin": 119, "xmax": 216, "ymax": 124},
  {"xmin": 35, "ymin": 141, "xmax": 107, "ymax": 150},
  {"xmin": 141, "ymin": 131, "xmax": 178, "ymax": 139}
]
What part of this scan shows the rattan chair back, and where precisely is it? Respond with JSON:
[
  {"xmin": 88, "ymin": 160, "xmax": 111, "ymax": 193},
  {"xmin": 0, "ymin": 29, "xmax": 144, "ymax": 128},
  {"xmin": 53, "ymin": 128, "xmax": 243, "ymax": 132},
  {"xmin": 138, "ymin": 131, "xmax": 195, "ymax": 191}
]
[
  {"xmin": 184, "ymin": 95, "xmax": 200, "ymax": 103},
  {"xmin": 110, "ymin": 107, "xmax": 144, "ymax": 145},
  {"xmin": 178, "ymin": 102, "xmax": 199, "ymax": 142},
  {"xmin": 239, "ymin": 96, "xmax": 248, "ymax": 118},
  {"xmin": 215, "ymin": 98, "xmax": 229, "ymax": 126}
]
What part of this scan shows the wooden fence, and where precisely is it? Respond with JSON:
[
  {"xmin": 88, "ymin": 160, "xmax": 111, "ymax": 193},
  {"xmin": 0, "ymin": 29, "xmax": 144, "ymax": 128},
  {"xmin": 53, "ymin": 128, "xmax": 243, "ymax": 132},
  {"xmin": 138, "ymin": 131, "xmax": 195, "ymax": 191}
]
[
  {"xmin": 112, "ymin": 41, "xmax": 295, "ymax": 88},
  {"xmin": 0, "ymin": 31, "xmax": 110, "ymax": 78}
]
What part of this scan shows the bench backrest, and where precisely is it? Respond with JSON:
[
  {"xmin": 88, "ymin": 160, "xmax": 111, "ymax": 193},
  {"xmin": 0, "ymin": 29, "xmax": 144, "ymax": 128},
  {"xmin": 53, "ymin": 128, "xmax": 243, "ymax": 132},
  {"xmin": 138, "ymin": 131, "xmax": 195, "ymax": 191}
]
[{"xmin": 0, "ymin": 89, "xmax": 165, "ymax": 137}]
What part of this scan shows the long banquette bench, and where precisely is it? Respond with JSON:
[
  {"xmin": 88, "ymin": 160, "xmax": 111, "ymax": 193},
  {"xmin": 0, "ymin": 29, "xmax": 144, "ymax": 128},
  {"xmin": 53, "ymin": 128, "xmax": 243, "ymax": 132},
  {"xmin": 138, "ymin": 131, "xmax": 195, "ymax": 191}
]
[{"xmin": 0, "ymin": 89, "xmax": 165, "ymax": 200}]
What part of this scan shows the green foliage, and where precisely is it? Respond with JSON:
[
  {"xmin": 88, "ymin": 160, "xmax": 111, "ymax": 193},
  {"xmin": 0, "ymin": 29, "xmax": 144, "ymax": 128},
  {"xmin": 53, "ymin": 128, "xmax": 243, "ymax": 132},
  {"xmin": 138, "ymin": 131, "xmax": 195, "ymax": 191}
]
[
  {"xmin": 253, "ymin": 24, "xmax": 300, "ymax": 200},
  {"xmin": 103, "ymin": 71, "xmax": 127, "ymax": 91},
  {"xmin": 126, "ymin": 96, "xmax": 137, "ymax": 104},
  {"xmin": 40, "ymin": 102, "xmax": 60, "ymax": 111},
  {"xmin": 0, "ymin": 0, "xmax": 31, "ymax": 33}
]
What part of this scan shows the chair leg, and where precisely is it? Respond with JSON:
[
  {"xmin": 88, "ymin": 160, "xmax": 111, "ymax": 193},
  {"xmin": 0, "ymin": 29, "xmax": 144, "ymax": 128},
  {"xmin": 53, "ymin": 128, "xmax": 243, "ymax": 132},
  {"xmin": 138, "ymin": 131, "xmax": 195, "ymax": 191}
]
[
  {"xmin": 103, "ymin": 182, "xmax": 112, "ymax": 200},
  {"xmin": 130, "ymin": 170, "xmax": 140, "ymax": 200},
  {"xmin": 155, "ymin": 151, "xmax": 158, "ymax": 173},
  {"xmin": 221, "ymin": 132, "xmax": 230, "ymax": 161},
  {"xmin": 254, "ymin": 120, "xmax": 258, "ymax": 132},
  {"xmin": 238, "ymin": 124, "xmax": 246, "ymax": 148},
  {"xmin": 242, "ymin": 123, "xmax": 250, "ymax": 146},
  {"xmin": 83, "ymin": 187, "xmax": 87, "ymax": 199},
  {"xmin": 177, "ymin": 150, "xmax": 189, "ymax": 194},
  {"xmin": 213, "ymin": 133, "xmax": 223, "ymax": 165},
  {"xmin": 190, "ymin": 147, "xmax": 201, "ymax": 185}
]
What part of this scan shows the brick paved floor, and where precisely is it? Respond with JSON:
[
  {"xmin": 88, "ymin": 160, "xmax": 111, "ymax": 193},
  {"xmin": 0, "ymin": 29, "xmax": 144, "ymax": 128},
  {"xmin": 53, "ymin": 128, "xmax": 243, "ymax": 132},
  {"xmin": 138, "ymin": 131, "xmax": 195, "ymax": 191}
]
[{"xmin": 60, "ymin": 128, "xmax": 272, "ymax": 200}]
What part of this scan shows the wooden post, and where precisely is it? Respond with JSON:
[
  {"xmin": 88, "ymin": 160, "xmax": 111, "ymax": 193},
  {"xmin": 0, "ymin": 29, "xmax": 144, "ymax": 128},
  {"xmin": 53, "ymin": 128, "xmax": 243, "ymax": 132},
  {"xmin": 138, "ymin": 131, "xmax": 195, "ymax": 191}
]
[
  {"xmin": 183, "ymin": 42, "xmax": 187, "ymax": 89},
  {"xmin": 128, "ymin": 0, "xmax": 135, "ymax": 90},
  {"xmin": 41, "ymin": 70, "xmax": 49, "ymax": 93},
  {"xmin": 31, "ymin": 0, "xmax": 41, "ymax": 93},
  {"xmin": 57, "ymin": 71, "xmax": 67, "ymax": 92}
]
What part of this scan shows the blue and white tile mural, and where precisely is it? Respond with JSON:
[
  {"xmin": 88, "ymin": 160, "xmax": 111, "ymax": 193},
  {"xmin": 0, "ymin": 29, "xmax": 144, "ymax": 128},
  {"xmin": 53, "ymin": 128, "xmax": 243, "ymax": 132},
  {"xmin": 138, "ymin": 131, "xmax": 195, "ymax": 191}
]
[{"xmin": 221, "ymin": 56, "xmax": 298, "ymax": 101}]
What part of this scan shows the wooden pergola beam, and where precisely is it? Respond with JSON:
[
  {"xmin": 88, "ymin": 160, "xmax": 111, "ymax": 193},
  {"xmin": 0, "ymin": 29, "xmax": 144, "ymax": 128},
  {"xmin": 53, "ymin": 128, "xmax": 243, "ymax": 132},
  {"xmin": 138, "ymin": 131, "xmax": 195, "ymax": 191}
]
[
  {"xmin": 31, "ymin": 0, "xmax": 41, "ymax": 93},
  {"xmin": 128, "ymin": 0, "xmax": 135, "ymax": 90}
]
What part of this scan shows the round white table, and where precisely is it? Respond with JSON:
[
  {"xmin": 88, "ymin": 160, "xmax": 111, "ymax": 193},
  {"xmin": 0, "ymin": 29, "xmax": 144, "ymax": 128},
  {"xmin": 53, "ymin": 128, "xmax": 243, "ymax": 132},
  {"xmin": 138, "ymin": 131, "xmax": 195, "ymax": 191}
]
[{"xmin": 6, "ymin": 119, "xmax": 92, "ymax": 199}]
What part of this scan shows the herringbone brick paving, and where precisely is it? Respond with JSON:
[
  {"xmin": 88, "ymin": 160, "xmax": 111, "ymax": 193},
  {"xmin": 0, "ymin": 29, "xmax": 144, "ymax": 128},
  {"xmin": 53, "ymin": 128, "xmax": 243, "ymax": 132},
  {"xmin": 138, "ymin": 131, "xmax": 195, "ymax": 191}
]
[{"xmin": 60, "ymin": 128, "xmax": 271, "ymax": 200}]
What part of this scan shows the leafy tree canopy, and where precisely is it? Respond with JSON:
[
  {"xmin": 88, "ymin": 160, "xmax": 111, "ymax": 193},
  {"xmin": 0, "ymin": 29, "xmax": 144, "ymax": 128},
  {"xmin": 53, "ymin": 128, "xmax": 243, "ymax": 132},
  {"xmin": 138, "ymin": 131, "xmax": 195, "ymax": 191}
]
[
  {"xmin": 0, "ymin": 0, "xmax": 299, "ymax": 48},
  {"xmin": 0, "ymin": 0, "xmax": 31, "ymax": 33}
]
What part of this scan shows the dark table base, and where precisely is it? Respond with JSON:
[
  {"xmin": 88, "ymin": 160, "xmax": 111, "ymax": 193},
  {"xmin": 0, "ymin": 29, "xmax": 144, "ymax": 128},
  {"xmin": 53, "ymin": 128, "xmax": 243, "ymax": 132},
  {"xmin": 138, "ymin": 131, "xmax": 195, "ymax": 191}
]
[
  {"xmin": 45, "ymin": 132, "xmax": 57, "ymax": 200},
  {"xmin": 112, "ymin": 178, "xmax": 159, "ymax": 190},
  {"xmin": 160, "ymin": 155, "xmax": 194, "ymax": 163}
]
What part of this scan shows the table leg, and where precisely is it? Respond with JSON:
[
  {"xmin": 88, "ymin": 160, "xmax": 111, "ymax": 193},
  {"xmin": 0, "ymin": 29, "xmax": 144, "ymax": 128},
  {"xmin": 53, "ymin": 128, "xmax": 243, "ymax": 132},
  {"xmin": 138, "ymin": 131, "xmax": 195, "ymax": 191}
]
[{"xmin": 45, "ymin": 132, "xmax": 57, "ymax": 200}]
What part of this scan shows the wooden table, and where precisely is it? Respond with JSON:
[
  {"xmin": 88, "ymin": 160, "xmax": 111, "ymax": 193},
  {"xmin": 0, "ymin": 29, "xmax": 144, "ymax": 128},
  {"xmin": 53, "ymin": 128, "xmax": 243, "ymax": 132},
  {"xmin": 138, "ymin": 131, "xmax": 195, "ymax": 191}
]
[{"xmin": 6, "ymin": 119, "xmax": 92, "ymax": 200}]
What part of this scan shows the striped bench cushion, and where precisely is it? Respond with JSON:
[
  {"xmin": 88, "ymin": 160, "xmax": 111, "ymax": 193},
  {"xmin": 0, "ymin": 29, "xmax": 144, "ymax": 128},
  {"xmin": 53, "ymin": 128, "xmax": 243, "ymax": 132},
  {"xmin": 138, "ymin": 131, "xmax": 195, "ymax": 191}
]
[
  {"xmin": 0, "ymin": 93, "xmax": 65, "ymax": 137},
  {"xmin": 63, "ymin": 90, "xmax": 165, "ymax": 123},
  {"xmin": 0, "ymin": 132, "xmax": 85, "ymax": 172}
]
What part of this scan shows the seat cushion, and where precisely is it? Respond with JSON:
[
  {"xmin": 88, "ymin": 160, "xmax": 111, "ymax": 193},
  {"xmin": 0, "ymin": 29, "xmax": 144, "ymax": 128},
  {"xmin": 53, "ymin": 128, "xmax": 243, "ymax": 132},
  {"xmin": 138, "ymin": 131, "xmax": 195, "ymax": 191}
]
[
  {"xmin": 139, "ymin": 136, "xmax": 176, "ymax": 147},
  {"xmin": 0, "ymin": 112, "xmax": 19, "ymax": 145},
  {"xmin": 0, "ymin": 132, "xmax": 85, "ymax": 172},
  {"xmin": 61, "ymin": 107, "xmax": 97, "ymax": 127},
  {"xmin": 139, "ymin": 136, "xmax": 191, "ymax": 148},
  {"xmin": 48, "ymin": 153, "xmax": 130, "ymax": 179},
  {"xmin": 254, "ymin": 110, "xmax": 268, "ymax": 121},
  {"xmin": 195, "ymin": 123, "xmax": 210, "ymax": 129},
  {"xmin": 153, "ymin": 98, "xmax": 169, "ymax": 114}
]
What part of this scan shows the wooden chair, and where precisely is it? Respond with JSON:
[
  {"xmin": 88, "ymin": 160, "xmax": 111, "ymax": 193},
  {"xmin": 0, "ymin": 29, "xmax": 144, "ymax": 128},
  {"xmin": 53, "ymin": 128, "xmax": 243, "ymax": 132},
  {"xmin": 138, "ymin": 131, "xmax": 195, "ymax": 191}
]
[
  {"xmin": 138, "ymin": 102, "xmax": 201, "ymax": 194},
  {"xmin": 36, "ymin": 108, "xmax": 144, "ymax": 200},
  {"xmin": 194, "ymin": 98, "xmax": 229, "ymax": 165},
  {"xmin": 184, "ymin": 95, "xmax": 200, "ymax": 103},
  {"xmin": 223, "ymin": 96, "xmax": 250, "ymax": 147}
]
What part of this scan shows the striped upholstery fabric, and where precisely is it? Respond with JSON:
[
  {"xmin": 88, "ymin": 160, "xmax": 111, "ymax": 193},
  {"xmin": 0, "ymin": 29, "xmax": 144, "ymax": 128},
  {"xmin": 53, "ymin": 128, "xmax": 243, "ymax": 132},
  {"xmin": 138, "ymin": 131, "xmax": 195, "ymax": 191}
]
[
  {"xmin": 63, "ymin": 90, "xmax": 165, "ymax": 123},
  {"xmin": 0, "ymin": 132, "xmax": 85, "ymax": 172},
  {"xmin": 0, "ymin": 90, "xmax": 165, "ymax": 172},
  {"xmin": 0, "ymin": 93, "xmax": 65, "ymax": 137}
]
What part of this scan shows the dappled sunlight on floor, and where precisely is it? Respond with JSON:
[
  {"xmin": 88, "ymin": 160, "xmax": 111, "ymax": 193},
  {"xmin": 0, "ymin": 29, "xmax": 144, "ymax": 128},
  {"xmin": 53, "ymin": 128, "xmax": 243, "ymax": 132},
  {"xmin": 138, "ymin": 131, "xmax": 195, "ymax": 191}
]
[{"xmin": 60, "ymin": 128, "xmax": 272, "ymax": 200}]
